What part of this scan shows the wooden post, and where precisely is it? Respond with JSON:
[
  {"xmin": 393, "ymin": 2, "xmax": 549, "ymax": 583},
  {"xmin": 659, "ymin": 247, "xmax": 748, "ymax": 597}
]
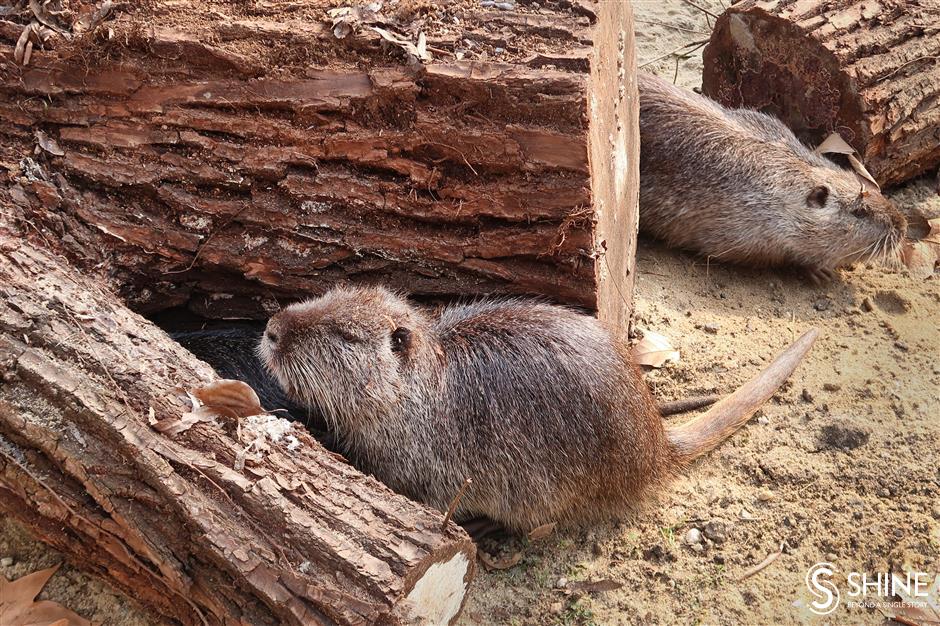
[{"xmin": 702, "ymin": 0, "xmax": 940, "ymax": 188}]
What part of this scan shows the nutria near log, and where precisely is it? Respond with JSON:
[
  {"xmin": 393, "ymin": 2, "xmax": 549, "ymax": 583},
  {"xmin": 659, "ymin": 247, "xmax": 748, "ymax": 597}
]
[
  {"xmin": 638, "ymin": 72, "xmax": 906, "ymax": 281},
  {"xmin": 259, "ymin": 286, "xmax": 817, "ymax": 533}
]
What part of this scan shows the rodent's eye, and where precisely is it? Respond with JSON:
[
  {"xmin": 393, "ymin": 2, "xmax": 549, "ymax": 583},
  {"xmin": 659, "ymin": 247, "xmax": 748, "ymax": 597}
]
[
  {"xmin": 390, "ymin": 327, "xmax": 411, "ymax": 354},
  {"xmin": 851, "ymin": 205, "xmax": 870, "ymax": 219},
  {"xmin": 806, "ymin": 185, "xmax": 829, "ymax": 208}
]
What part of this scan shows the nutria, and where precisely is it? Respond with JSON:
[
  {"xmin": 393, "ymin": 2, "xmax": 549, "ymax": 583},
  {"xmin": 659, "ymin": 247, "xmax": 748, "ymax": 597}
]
[
  {"xmin": 638, "ymin": 72, "xmax": 907, "ymax": 281},
  {"xmin": 259, "ymin": 285, "xmax": 817, "ymax": 533}
]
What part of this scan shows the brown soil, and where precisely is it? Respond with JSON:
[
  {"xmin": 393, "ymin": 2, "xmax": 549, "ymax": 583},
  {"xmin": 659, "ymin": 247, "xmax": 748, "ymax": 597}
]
[{"xmin": 2, "ymin": 1, "xmax": 937, "ymax": 625}]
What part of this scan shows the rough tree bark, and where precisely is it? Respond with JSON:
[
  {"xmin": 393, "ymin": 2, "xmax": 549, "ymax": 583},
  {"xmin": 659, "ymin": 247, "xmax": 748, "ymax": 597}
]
[
  {"xmin": 702, "ymin": 0, "xmax": 940, "ymax": 187},
  {"xmin": 0, "ymin": 224, "xmax": 476, "ymax": 625},
  {"xmin": 0, "ymin": 0, "xmax": 640, "ymax": 337}
]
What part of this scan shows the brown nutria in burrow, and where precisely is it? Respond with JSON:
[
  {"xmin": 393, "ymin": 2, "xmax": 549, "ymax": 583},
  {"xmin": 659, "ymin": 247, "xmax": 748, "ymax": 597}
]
[
  {"xmin": 259, "ymin": 286, "xmax": 817, "ymax": 533},
  {"xmin": 638, "ymin": 72, "xmax": 907, "ymax": 282}
]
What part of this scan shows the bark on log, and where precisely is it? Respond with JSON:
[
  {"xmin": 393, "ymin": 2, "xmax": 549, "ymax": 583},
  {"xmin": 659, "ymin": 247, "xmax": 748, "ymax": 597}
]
[
  {"xmin": 0, "ymin": 0, "xmax": 640, "ymax": 337},
  {"xmin": 702, "ymin": 0, "xmax": 940, "ymax": 187},
  {"xmin": 0, "ymin": 227, "xmax": 476, "ymax": 625}
]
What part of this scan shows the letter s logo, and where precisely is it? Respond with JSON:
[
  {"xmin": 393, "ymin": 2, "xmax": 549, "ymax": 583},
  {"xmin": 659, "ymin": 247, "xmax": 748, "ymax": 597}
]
[{"xmin": 806, "ymin": 562, "xmax": 840, "ymax": 615}]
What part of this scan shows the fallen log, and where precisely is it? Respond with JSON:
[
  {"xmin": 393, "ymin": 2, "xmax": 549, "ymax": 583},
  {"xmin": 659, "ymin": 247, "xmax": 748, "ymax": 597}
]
[
  {"xmin": 702, "ymin": 0, "xmax": 940, "ymax": 187},
  {"xmin": 0, "ymin": 0, "xmax": 640, "ymax": 337},
  {"xmin": 0, "ymin": 228, "xmax": 476, "ymax": 625}
]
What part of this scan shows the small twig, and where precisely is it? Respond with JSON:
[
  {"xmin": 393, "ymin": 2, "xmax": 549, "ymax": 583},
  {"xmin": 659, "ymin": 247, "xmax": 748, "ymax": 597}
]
[
  {"xmin": 419, "ymin": 141, "xmax": 479, "ymax": 176},
  {"xmin": 639, "ymin": 39, "xmax": 709, "ymax": 68},
  {"xmin": 680, "ymin": 0, "xmax": 719, "ymax": 20},
  {"xmin": 737, "ymin": 542, "xmax": 785, "ymax": 581},
  {"xmin": 878, "ymin": 55, "xmax": 940, "ymax": 82},
  {"xmin": 164, "ymin": 205, "xmax": 248, "ymax": 275},
  {"xmin": 441, "ymin": 477, "xmax": 472, "ymax": 530},
  {"xmin": 635, "ymin": 19, "xmax": 710, "ymax": 35}
]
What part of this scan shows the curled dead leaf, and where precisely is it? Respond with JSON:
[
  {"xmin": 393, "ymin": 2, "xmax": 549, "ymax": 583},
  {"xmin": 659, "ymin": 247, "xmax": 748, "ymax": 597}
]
[
  {"xmin": 632, "ymin": 329, "xmax": 680, "ymax": 368},
  {"xmin": 0, "ymin": 564, "xmax": 91, "ymax": 626},
  {"xmin": 28, "ymin": 0, "xmax": 70, "ymax": 34},
  {"xmin": 371, "ymin": 26, "xmax": 431, "ymax": 63},
  {"xmin": 527, "ymin": 522, "xmax": 557, "ymax": 541},
  {"xmin": 72, "ymin": 0, "xmax": 112, "ymax": 34},
  {"xmin": 477, "ymin": 550, "xmax": 522, "ymax": 571},
  {"xmin": 192, "ymin": 379, "xmax": 262, "ymax": 419},
  {"xmin": 567, "ymin": 578, "xmax": 623, "ymax": 594},
  {"xmin": 35, "ymin": 130, "xmax": 64, "ymax": 156},
  {"xmin": 814, "ymin": 132, "xmax": 880, "ymax": 191}
]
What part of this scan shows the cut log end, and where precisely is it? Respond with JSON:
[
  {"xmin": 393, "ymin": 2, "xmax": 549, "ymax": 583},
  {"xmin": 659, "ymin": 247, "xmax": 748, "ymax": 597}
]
[
  {"xmin": 400, "ymin": 548, "xmax": 475, "ymax": 625},
  {"xmin": 702, "ymin": 0, "xmax": 940, "ymax": 187}
]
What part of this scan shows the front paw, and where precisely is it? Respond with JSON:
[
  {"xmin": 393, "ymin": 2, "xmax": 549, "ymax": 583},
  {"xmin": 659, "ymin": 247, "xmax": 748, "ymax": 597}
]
[{"xmin": 805, "ymin": 267, "xmax": 837, "ymax": 285}]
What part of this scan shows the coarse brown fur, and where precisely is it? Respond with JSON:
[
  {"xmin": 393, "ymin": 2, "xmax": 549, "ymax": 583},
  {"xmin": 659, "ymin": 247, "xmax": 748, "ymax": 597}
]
[
  {"xmin": 638, "ymin": 72, "xmax": 907, "ymax": 277},
  {"xmin": 259, "ymin": 286, "xmax": 817, "ymax": 533}
]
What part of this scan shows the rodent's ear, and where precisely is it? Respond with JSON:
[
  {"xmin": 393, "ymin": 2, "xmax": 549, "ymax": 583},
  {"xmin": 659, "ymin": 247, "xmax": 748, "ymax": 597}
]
[
  {"xmin": 806, "ymin": 185, "xmax": 829, "ymax": 208},
  {"xmin": 390, "ymin": 327, "xmax": 412, "ymax": 355}
]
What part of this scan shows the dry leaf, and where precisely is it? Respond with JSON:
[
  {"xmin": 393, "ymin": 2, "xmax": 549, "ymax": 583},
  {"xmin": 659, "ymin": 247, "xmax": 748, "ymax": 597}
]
[
  {"xmin": 72, "ymin": 0, "xmax": 112, "ymax": 34},
  {"xmin": 632, "ymin": 330, "xmax": 680, "ymax": 368},
  {"xmin": 527, "ymin": 522, "xmax": 557, "ymax": 541},
  {"xmin": 814, "ymin": 132, "xmax": 880, "ymax": 191},
  {"xmin": 0, "ymin": 565, "xmax": 91, "ymax": 626},
  {"xmin": 477, "ymin": 550, "xmax": 522, "ymax": 571},
  {"xmin": 35, "ymin": 130, "xmax": 64, "ymax": 156},
  {"xmin": 901, "ymin": 218, "xmax": 940, "ymax": 279},
  {"xmin": 151, "ymin": 406, "xmax": 216, "ymax": 436},
  {"xmin": 192, "ymin": 379, "xmax": 262, "ymax": 419},
  {"xmin": 567, "ymin": 578, "xmax": 623, "ymax": 594},
  {"xmin": 371, "ymin": 26, "xmax": 431, "ymax": 63},
  {"xmin": 28, "ymin": 0, "xmax": 70, "ymax": 34},
  {"xmin": 877, "ymin": 572, "xmax": 940, "ymax": 626}
]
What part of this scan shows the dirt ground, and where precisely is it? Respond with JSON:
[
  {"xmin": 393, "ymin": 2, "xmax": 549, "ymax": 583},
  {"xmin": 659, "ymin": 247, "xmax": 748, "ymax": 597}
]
[{"xmin": 2, "ymin": 1, "xmax": 938, "ymax": 625}]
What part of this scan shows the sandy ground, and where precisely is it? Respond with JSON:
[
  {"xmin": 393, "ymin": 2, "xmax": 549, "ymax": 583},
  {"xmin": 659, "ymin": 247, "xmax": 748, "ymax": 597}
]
[{"xmin": 2, "ymin": 1, "xmax": 938, "ymax": 625}]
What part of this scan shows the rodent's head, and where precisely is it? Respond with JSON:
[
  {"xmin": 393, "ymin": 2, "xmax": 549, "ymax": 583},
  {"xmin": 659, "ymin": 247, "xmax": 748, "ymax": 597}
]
[
  {"xmin": 787, "ymin": 161, "xmax": 906, "ymax": 269},
  {"xmin": 259, "ymin": 286, "xmax": 428, "ymax": 428}
]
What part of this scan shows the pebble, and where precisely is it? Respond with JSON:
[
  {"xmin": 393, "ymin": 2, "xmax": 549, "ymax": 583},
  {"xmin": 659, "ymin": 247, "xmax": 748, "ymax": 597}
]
[
  {"xmin": 931, "ymin": 506, "xmax": 940, "ymax": 520},
  {"xmin": 684, "ymin": 528, "xmax": 702, "ymax": 545},
  {"xmin": 878, "ymin": 488, "xmax": 891, "ymax": 498},
  {"xmin": 702, "ymin": 323, "xmax": 720, "ymax": 334},
  {"xmin": 712, "ymin": 554, "xmax": 725, "ymax": 565},
  {"xmin": 0, "ymin": 557, "xmax": 12, "ymax": 567},
  {"xmin": 894, "ymin": 340, "xmax": 909, "ymax": 352},
  {"xmin": 756, "ymin": 415, "xmax": 769, "ymax": 426},
  {"xmin": 801, "ymin": 388, "xmax": 815, "ymax": 403},
  {"xmin": 703, "ymin": 521, "xmax": 727, "ymax": 544},
  {"xmin": 757, "ymin": 489, "xmax": 775, "ymax": 502},
  {"xmin": 814, "ymin": 298, "xmax": 831, "ymax": 311},
  {"xmin": 740, "ymin": 508, "xmax": 755, "ymax": 520},
  {"xmin": 691, "ymin": 543, "xmax": 704, "ymax": 553},
  {"xmin": 550, "ymin": 601, "xmax": 564, "ymax": 614},
  {"xmin": 555, "ymin": 577, "xmax": 568, "ymax": 589},
  {"xmin": 861, "ymin": 297, "xmax": 874, "ymax": 312},
  {"xmin": 823, "ymin": 382, "xmax": 842, "ymax": 392}
]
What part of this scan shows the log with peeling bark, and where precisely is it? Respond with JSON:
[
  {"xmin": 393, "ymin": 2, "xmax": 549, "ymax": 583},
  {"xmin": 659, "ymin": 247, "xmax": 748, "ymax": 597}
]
[
  {"xmin": 0, "ymin": 226, "xmax": 476, "ymax": 625},
  {"xmin": 702, "ymin": 0, "xmax": 940, "ymax": 188},
  {"xmin": 0, "ymin": 0, "xmax": 640, "ymax": 337}
]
